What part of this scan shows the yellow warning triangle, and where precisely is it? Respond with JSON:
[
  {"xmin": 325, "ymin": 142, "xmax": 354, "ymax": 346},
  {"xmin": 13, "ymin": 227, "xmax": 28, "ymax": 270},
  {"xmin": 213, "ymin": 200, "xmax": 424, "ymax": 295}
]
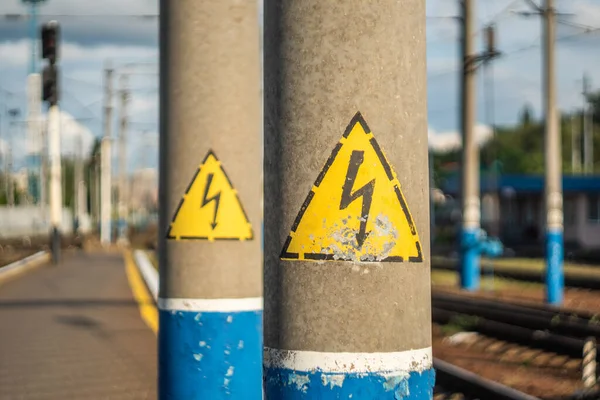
[
  {"xmin": 281, "ymin": 112, "xmax": 422, "ymax": 262},
  {"xmin": 167, "ymin": 150, "xmax": 253, "ymax": 241}
]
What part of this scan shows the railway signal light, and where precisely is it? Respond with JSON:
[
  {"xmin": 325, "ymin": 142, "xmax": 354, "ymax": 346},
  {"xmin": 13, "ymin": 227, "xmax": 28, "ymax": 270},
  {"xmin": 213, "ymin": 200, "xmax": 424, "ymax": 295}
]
[
  {"xmin": 41, "ymin": 21, "xmax": 60, "ymax": 105},
  {"xmin": 42, "ymin": 62, "xmax": 58, "ymax": 105},
  {"xmin": 41, "ymin": 21, "xmax": 59, "ymax": 63}
]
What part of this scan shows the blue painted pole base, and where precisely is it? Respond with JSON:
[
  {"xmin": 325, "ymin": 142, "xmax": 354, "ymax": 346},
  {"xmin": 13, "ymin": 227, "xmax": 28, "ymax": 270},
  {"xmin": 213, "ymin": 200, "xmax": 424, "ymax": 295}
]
[
  {"xmin": 264, "ymin": 366, "xmax": 435, "ymax": 399},
  {"xmin": 117, "ymin": 218, "xmax": 127, "ymax": 240},
  {"xmin": 159, "ymin": 307, "xmax": 262, "ymax": 399},
  {"xmin": 545, "ymin": 230, "xmax": 564, "ymax": 305},
  {"xmin": 264, "ymin": 347, "xmax": 434, "ymax": 399},
  {"xmin": 460, "ymin": 228, "xmax": 480, "ymax": 291}
]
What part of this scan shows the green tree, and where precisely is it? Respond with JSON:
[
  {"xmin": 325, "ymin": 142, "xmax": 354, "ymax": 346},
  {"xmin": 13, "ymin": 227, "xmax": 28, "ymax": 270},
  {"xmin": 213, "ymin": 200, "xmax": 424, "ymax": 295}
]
[
  {"xmin": 519, "ymin": 104, "xmax": 534, "ymax": 127},
  {"xmin": 431, "ymin": 106, "xmax": 600, "ymax": 185}
]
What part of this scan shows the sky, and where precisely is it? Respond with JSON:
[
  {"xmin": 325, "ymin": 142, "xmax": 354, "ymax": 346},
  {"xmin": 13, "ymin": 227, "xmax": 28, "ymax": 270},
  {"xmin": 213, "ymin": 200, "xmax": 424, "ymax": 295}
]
[{"xmin": 0, "ymin": 0, "xmax": 599, "ymax": 168}]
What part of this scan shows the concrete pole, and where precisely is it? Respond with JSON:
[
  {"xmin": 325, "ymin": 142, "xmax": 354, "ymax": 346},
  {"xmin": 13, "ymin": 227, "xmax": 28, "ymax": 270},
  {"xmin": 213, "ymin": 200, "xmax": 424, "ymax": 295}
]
[
  {"xmin": 583, "ymin": 74, "xmax": 593, "ymax": 174},
  {"xmin": 75, "ymin": 134, "xmax": 84, "ymax": 233},
  {"xmin": 40, "ymin": 122, "xmax": 47, "ymax": 223},
  {"xmin": 117, "ymin": 74, "xmax": 129, "ymax": 244},
  {"xmin": 61, "ymin": 158, "xmax": 66, "ymax": 213},
  {"xmin": 2, "ymin": 151, "xmax": 6, "ymax": 205},
  {"xmin": 264, "ymin": 0, "xmax": 434, "ymax": 397},
  {"xmin": 26, "ymin": 4, "xmax": 42, "ymax": 204},
  {"xmin": 430, "ymin": 148, "xmax": 436, "ymax": 244},
  {"xmin": 460, "ymin": 0, "xmax": 481, "ymax": 291},
  {"xmin": 7, "ymin": 138, "xmax": 13, "ymax": 207},
  {"xmin": 78, "ymin": 180, "xmax": 87, "ymax": 227},
  {"xmin": 0, "ymin": 103, "xmax": 8, "ymax": 205},
  {"xmin": 101, "ymin": 64, "xmax": 113, "ymax": 245},
  {"xmin": 572, "ymin": 113, "xmax": 581, "ymax": 174},
  {"xmin": 159, "ymin": 1, "xmax": 262, "ymax": 398},
  {"xmin": 27, "ymin": 73, "xmax": 42, "ymax": 204},
  {"xmin": 543, "ymin": 0, "xmax": 564, "ymax": 305},
  {"xmin": 94, "ymin": 161, "xmax": 100, "ymax": 229},
  {"xmin": 48, "ymin": 105, "xmax": 62, "ymax": 264},
  {"xmin": 88, "ymin": 159, "xmax": 94, "ymax": 228}
]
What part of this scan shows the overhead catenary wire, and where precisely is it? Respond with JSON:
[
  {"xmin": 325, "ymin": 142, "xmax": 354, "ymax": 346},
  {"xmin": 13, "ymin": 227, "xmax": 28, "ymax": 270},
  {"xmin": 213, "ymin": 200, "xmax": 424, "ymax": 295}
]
[
  {"xmin": 63, "ymin": 75, "xmax": 104, "ymax": 90},
  {"xmin": 61, "ymin": 89, "xmax": 102, "ymax": 119},
  {"xmin": 429, "ymin": 26, "xmax": 600, "ymax": 82},
  {"xmin": 556, "ymin": 18, "xmax": 600, "ymax": 32},
  {"xmin": 2, "ymin": 14, "xmax": 158, "ymax": 19}
]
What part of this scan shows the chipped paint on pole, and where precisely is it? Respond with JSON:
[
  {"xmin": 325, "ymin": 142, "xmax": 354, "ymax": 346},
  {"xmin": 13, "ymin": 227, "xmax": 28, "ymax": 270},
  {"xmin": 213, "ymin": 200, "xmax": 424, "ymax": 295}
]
[
  {"xmin": 264, "ymin": 348, "xmax": 433, "ymax": 397},
  {"xmin": 280, "ymin": 113, "xmax": 423, "ymax": 263}
]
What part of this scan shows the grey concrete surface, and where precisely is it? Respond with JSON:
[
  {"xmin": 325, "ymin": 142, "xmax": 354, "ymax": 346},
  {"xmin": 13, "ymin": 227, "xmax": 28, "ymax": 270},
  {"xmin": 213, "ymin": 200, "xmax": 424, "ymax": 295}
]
[
  {"xmin": 159, "ymin": 0, "xmax": 262, "ymax": 301},
  {"xmin": 264, "ymin": 0, "xmax": 432, "ymax": 352},
  {"xmin": 0, "ymin": 252, "xmax": 156, "ymax": 399}
]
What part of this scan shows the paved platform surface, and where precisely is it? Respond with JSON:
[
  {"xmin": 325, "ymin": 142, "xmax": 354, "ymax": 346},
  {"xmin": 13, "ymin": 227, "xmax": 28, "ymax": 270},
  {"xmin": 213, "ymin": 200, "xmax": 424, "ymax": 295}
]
[{"xmin": 0, "ymin": 251, "xmax": 157, "ymax": 399}]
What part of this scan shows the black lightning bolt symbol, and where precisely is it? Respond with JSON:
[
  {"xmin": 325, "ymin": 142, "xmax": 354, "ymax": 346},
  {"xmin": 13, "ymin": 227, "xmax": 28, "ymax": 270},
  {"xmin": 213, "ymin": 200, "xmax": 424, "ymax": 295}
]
[
  {"xmin": 340, "ymin": 150, "xmax": 375, "ymax": 249},
  {"xmin": 201, "ymin": 173, "xmax": 221, "ymax": 230}
]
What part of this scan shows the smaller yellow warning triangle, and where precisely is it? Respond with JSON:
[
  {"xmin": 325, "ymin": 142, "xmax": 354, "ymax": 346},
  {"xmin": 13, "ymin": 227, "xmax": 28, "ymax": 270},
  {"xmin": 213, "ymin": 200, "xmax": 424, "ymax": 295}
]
[
  {"xmin": 280, "ymin": 112, "xmax": 422, "ymax": 262},
  {"xmin": 167, "ymin": 150, "xmax": 253, "ymax": 241}
]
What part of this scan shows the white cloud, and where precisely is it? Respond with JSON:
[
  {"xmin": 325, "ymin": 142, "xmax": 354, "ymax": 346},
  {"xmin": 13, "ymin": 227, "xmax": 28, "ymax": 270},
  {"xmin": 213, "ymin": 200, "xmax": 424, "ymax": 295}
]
[
  {"xmin": 0, "ymin": 0, "xmax": 158, "ymax": 47},
  {"xmin": 0, "ymin": 39, "xmax": 156, "ymax": 69},
  {"xmin": 54, "ymin": 111, "xmax": 96, "ymax": 156},
  {"xmin": 2, "ymin": 111, "xmax": 95, "ymax": 170},
  {"xmin": 62, "ymin": 43, "xmax": 157, "ymax": 64},
  {"xmin": 0, "ymin": 40, "xmax": 29, "ymax": 67},
  {"xmin": 1, "ymin": 0, "xmax": 156, "ymax": 14},
  {"xmin": 0, "ymin": 139, "xmax": 7, "ymax": 156},
  {"xmin": 130, "ymin": 95, "xmax": 157, "ymax": 116},
  {"xmin": 429, "ymin": 124, "xmax": 492, "ymax": 152}
]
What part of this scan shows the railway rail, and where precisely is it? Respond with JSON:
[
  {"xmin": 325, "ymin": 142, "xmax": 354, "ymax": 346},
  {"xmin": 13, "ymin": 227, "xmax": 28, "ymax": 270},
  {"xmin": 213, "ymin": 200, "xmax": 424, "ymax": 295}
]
[
  {"xmin": 433, "ymin": 358, "xmax": 541, "ymax": 400},
  {"xmin": 432, "ymin": 291, "xmax": 600, "ymax": 360},
  {"xmin": 433, "ymin": 292, "xmax": 600, "ymax": 339},
  {"xmin": 433, "ymin": 292, "xmax": 600, "ymax": 399}
]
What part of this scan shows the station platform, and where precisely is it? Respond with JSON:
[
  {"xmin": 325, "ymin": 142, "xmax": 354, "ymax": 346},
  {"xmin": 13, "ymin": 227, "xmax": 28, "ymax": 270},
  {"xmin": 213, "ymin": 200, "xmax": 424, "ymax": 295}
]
[{"xmin": 0, "ymin": 251, "xmax": 157, "ymax": 399}]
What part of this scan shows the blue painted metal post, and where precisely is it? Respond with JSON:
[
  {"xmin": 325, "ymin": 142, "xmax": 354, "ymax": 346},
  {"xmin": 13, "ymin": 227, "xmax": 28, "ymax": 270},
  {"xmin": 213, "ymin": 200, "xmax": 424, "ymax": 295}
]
[
  {"xmin": 28, "ymin": 1, "xmax": 38, "ymax": 74},
  {"xmin": 117, "ymin": 74, "xmax": 129, "ymax": 245},
  {"xmin": 27, "ymin": 1, "xmax": 42, "ymax": 203},
  {"xmin": 264, "ymin": 0, "xmax": 435, "ymax": 397},
  {"xmin": 543, "ymin": 0, "xmax": 564, "ymax": 305},
  {"xmin": 459, "ymin": 0, "xmax": 481, "ymax": 291},
  {"xmin": 158, "ymin": 1, "xmax": 263, "ymax": 398}
]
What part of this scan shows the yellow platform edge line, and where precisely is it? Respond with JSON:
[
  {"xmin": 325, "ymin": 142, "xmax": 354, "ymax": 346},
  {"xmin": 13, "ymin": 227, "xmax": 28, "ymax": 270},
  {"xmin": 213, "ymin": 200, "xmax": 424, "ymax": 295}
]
[{"xmin": 123, "ymin": 250, "xmax": 158, "ymax": 335}]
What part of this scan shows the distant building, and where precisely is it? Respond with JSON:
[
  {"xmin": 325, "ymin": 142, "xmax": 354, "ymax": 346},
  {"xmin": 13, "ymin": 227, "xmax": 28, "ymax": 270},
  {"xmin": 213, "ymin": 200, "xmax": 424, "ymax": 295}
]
[
  {"xmin": 439, "ymin": 174, "xmax": 600, "ymax": 251},
  {"xmin": 12, "ymin": 169, "xmax": 29, "ymax": 193},
  {"xmin": 128, "ymin": 168, "xmax": 158, "ymax": 212}
]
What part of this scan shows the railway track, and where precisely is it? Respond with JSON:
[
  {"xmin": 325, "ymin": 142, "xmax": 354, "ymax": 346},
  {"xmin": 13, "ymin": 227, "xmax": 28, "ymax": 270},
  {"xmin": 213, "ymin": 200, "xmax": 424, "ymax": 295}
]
[
  {"xmin": 432, "ymin": 291, "xmax": 600, "ymax": 361},
  {"xmin": 434, "ymin": 358, "xmax": 541, "ymax": 400},
  {"xmin": 433, "ymin": 292, "xmax": 600, "ymax": 399},
  {"xmin": 433, "ymin": 292, "xmax": 600, "ymax": 340},
  {"xmin": 432, "ymin": 261, "xmax": 600, "ymax": 290}
]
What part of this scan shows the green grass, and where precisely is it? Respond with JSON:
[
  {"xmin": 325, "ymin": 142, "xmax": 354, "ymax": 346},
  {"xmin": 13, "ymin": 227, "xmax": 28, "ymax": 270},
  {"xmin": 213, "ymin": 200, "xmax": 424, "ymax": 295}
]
[
  {"xmin": 440, "ymin": 315, "xmax": 480, "ymax": 336},
  {"xmin": 432, "ymin": 255, "xmax": 600, "ymax": 278},
  {"xmin": 431, "ymin": 269, "xmax": 544, "ymax": 291}
]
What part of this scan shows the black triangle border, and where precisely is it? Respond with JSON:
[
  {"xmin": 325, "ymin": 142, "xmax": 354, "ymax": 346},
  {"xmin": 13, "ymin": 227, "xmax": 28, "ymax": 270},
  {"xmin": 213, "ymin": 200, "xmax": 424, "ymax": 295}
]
[
  {"xmin": 166, "ymin": 149, "xmax": 254, "ymax": 241},
  {"xmin": 280, "ymin": 112, "xmax": 422, "ymax": 262}
]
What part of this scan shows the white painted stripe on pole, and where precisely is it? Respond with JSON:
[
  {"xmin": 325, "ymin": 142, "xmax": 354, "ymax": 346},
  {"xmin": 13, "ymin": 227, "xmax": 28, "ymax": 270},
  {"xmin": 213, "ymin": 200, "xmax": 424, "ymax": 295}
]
[
  {"xmin": 263, "ymin": 346, "xmax": 432, "ymax": 374},
  {"xmin": 158, "ymin": 297, "xmax": 263, "ymax": 312},
  {"xmin": 0, "ymin": 251, "xmax": 49, "ymax": 282},
  {"xmin": 133, "ymin": 250, "xmax": 159, "ymax": 299}
]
